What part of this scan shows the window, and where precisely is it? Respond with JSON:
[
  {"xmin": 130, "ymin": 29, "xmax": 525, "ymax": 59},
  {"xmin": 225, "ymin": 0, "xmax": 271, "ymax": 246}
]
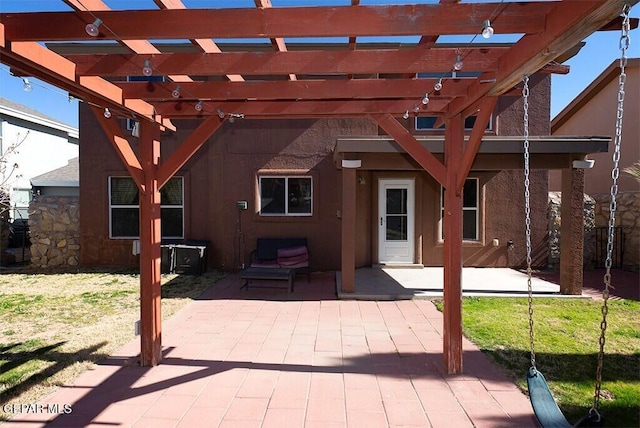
[
  {"xmin": 109, "ymin": 176, "xmax": 184, "ymax": 238},
  {"xmin": 259, "ymin": 176, "xmax": 312, "ymax": 216},
  {"xmin": 440, "ymin": 178, "xmax": 479, "ymax": 241},
  {"xmin": 416, "ymin": 115, "xmax": 492, "ymax": 131}
]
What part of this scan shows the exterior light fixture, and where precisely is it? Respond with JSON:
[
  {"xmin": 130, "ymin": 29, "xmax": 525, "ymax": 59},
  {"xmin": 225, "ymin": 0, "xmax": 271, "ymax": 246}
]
[
  {"xmin": 217, "ymin": 109, "xmax": 225, "ymax": 119},
  {"xmin": 453, "ymin": 54, "xmax": 463, "ymax": 71},
  {"xmin": 229, "ymin": 116, "xmax": 235, "ymax": 123},
  {"xmin": 482, "ymin": 20, "xmax": 494, "ymax": 39},
  {"xmin": 413, "ymin": 104, "xmax": 420, "ymax": 114},
  {"xmin": 103, "ymin": 108, "xmax": 111, "ymax": 118},
  {"xmin": 171, "ymin": 86, "xmax": 181, "ymax": 99},
  {"xmin": 142, "ymin": 60, "xmax": 153, "ymax": 77},
  {"xmin": 434, "ymin": 78, "xmax": 443, "ymax": 92},
  {"xmin": 22, "ymin": 78, "xmax": 32, "ymax": 92},
  {"xmin": 85, "ymin": 18, "xmax": 102, "ymax": 37},
  {"xmin": 402, "ymin": 110, "xmax": 409, "ymax": 120},
  {"xmin": 421, "ymin": 93, "xmax": 429, "ymax": 105},
  {"xmin": 195, "ymin": 100, "xmax": 203, "ymax": 111}
]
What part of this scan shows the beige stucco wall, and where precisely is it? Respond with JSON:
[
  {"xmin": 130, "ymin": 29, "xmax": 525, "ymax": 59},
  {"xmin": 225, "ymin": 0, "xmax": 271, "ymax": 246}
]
[{"xmin": 550, "ymin": 63, "xmax": 639, "ymax": 194}]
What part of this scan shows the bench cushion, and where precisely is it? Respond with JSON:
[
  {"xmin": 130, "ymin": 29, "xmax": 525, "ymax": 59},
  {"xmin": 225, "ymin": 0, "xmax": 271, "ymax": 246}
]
[{"xmin": 277, "ymin": 246, "xmax": 309, "ymax": 269}]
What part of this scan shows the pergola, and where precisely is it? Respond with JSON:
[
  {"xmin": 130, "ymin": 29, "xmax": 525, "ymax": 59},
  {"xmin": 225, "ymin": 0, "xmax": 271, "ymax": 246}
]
[{"xmin": 0, "ymin": 0, "xmax": 636, "ymax": 372}]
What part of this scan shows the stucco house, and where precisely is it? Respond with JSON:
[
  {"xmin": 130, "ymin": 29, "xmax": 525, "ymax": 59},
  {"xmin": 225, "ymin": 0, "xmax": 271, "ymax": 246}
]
[{"xmin": 0, "ymin": 98, "xmax": 78, "ymax": 220}]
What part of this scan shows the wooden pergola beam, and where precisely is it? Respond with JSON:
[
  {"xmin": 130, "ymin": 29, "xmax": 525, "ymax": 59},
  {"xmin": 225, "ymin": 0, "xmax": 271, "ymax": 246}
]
[
  {"xmin": 1, "ymin": 3, "xmax": 552, "ymax": 41},
  {"xmin": 118, "ymin": 78, "xmax": 470, "ymax": 101},
  {"xmin": 63, "ymin": 48, "xmax": 506, "ymax": 77}
]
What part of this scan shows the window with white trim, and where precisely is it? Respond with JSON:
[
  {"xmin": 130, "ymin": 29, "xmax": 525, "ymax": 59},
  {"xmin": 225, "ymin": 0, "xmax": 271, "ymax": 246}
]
[
  {"xmin": 109, "ymin": 176, "xmax": 184, "ymax": 238},
  {"xmin": 259, "ymin": 176, "xmax": 312, "ymax": 216},
  {"xmin": 440, "ymin": 178, "xmax": 479, "ymax": 241}
]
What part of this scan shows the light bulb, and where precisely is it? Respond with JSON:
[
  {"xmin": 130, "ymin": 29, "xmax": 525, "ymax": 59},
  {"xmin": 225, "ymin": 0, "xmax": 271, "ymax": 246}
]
[
  {"xmin": 195, "ymin": 101, "xmax": 203, "ymax": 111},
  {"xmin": 413, "ymin": 104, "xmax": 420, "ymax": 113},
  {"xmin": 22, "ymin": 78, "xmax": 32, "ymax": 92},
  {"xmin": 142, "ymin": 60, "xmax": 153, "ymax": 77},
  {"xmin": 482, "ymin": 20, "xmax": 494, "ymax": 39},
  {"xmin": 103, "ymin": 108, "xmax": 111, "ymax": 118},
  {"xmin": 421, "ymin": 93, "xmax": 429, "ymax": 105},
  {"xmin": 217, "ymin": 109, "xmax": 225, "ymax": 119},
  {"xmin": 453, "ymin": 54, "xmax": 463, "ymax": 71},
  {"xmin": 434, "ymin": 78, "xmax": 443, "ymax": 92},
  {"xmin": 229, "ymin": 116, "xmax": 235, "ymax": 123},
  {"xmin": 85, "ymin": 18, "xmax": 102, "ymax": 37},
  {"xmin": 402, "ymin": 110, "xmax": 409, "ymax": 120},
  {"xmin": 171, "ymin": 86, "xmax": 181, "ymax": 99}
]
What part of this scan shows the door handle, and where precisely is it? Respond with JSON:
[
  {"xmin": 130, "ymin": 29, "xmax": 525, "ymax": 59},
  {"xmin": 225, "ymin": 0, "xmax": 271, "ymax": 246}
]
[{"xmin": 380, "ymin": 217, "xmax": 383, "ymax": 226}]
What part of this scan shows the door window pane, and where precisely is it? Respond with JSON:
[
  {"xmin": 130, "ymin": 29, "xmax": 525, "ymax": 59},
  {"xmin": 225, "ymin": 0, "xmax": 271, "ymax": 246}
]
[
  {"xmin": 386, "ymin": 189, "xmax": 407, "ymax": 214},
  {"xmin": 386, "ymin": 216, "xmax": 407, "ymax": 241}
]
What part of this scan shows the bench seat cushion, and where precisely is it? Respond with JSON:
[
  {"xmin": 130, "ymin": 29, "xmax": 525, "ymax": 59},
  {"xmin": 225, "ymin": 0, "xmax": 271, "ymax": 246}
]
[{"xmin": 277, "ymin": 246, "xmax": 309, "ymax": 269}]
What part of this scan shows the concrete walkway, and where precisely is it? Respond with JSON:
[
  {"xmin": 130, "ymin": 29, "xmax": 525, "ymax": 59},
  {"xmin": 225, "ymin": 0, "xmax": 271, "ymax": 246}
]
[
  {"xmin": 337, "ymin": 267, "xmax": 567, "ymax": 300},
  {"xmin": 5, "ymin": 272, "xmax": 538, "ymax": 428}
]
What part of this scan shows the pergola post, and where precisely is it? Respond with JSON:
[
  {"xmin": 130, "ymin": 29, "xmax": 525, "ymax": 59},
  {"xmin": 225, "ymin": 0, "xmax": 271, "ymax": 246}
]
[
  {"xmin": 340, "ymin": 160, "xmax": 360, "ymax": 293},
  {"xmin": 138, "ymin": 120, "xmax": 163, "ymax": 366},
  {"xmin": 560, "ymin": 166, "xmax": 585, "ymax": 295},
  {"xmin": 443, "ymin": 114, "xmax": 464, "ymax": 374}
]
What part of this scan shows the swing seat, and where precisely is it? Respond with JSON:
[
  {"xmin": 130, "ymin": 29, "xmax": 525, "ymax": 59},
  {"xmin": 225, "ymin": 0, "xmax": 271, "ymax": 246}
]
[{"xmin": 527, "ymin": 368, "xmax": 573, "ymax": 428}]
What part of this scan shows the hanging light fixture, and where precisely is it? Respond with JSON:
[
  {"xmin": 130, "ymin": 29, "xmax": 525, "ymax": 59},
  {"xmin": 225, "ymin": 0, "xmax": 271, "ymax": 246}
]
[
  {"xmin": 402, "ymin": 110, "xmax": 409, "ymax": 120},
  {"xmin": 453, "ymin": 54, "xmax": 464, "ymax": 71},
  {"xmin": 103, "ymin": 108, "xmax": 111, "ymax": 118},
  {"xmin": 171, "ymin": 85, "xmax": 181, "ymax": 99},
  {"xmin": 195, "ymin": 100, "xmax": 203, "ymax": 111},
  {"xmin": 217, "ymin": 109, "xmax": 225, "ymax": 119},
  {"xmin": 482, "ymin": 20, "xmax": 494, "ymax": 39},
  {"xmin": 413, "ymin": 104, "xmax": 420, "ymax": 114},
  {"xmin": 85, "ymin": 18, "xmax": 102, "ymax": 37},
  {"xmin": 142, "ymin": 60, "xmax": 153, "ymax": 77},
  {"xmin": 421, "ymin": 93, "xmax": 429, "ymax": 105},
  {"xmin": 22, "ymin": 78, "xmax": 32, "ymax": 92},
  {"xmin": 229, "ymin": 116, "xmax": 235, "ymax": 123},
  {"xmin": 434, "ymin": 78, "xmax": 443, "ymax": 92}
]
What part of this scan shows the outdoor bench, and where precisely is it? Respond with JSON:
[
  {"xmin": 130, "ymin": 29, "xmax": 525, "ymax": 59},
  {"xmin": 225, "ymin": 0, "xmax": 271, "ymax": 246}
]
[{"xmin": 248, "ymin": 237, "xmax": 310, "ymax": 281}]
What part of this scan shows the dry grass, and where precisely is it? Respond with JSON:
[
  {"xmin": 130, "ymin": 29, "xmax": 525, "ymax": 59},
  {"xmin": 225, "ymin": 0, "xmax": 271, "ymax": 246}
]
[{"xmin": 0, "ymin": 268, "xmax": 223, "ymax": 420}]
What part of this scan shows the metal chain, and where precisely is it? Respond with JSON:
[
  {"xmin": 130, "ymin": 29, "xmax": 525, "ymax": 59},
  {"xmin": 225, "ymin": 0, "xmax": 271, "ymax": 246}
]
[
  {"xmin": 522, "ymin": 75, "xmax": 536, "ymax": 369},
  {"xmin": 591, "ymin": 2, "xmax": 630, "ymax": 416}
]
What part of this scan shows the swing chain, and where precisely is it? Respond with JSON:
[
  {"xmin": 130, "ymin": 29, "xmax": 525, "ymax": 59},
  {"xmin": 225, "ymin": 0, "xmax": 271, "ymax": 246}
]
[
  {"xmin": 522, "ymin": 75, "xmax": 536, "ymax": 370},
  {"xmin": 591, "ymin": 1, "xmax": 630, "ymax": 415}
]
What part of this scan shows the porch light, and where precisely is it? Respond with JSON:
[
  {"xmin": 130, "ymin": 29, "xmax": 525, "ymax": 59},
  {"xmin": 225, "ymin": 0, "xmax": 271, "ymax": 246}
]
[
  {"xmin": 421, "ymin": 93, "xmax": 429, "ymax": 105},
  {"xmin": 171, "ymin": 86, "xmax": 181, "ymax": 98},
  {"xmin": 434, "ymin": 78, "xmax": 443, "ymax": 92},
  {"xmin": 142, "ymin": 60, "xmax": 153, "ymax": 77},
  {"xmin": 402, "ymin": 110, "xmax": 409, "ymax": 120},
  {"xmin": 103, "ymin": 108, "xmax": 111, "ymax": 118},
  {"xmin": 85, "ymin": 18, "xmax": 102, "ymax": 37},
  {"xmin": 195, "ymin": 100, "xmax": 203, "ymax": 111},
  {"xmin": 22, "ymin": 78, "xmax": 32, "ymax": 92},
  {"xmin": 453, "ymin": 54, "xmax": 463, "ymax": 71},
  {"xmin": 482, "ymin": 20, "xmax": 494, "ymax": 39}
]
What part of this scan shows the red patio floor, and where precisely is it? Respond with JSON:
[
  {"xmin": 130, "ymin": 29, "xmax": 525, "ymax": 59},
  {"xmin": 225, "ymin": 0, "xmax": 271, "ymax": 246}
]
[{"xmin": 5, "ymin": 272, "xmax": 538, "ymax": 428}]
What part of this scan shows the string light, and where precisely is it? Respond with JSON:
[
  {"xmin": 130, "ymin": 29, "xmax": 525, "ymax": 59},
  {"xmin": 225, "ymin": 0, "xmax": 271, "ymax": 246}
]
[
  {"xmin": 85, "ymin": 18, "xmax": 102, "ymax": 37},
  {"xmin": 195, "ymin": 100, "xmax": 203, "ymax": 111},
  {"xmin": 402, "ymin": 110, "xmax": 409, "ymax": 120},
  {"xmin": 482, "ymin": 20, "xmax": 494, "ymax": 39},
  {"xmin": 142, "ymin": 60, "xmax": 153, "ymax": 77},
  {"xmin": 171, "ymin": 85, "xmax": 181, "ymax": 98},
  {"xmin": 413, "ymin": 104, "xmax": 420, "ymax": 114},
  {"xmin": 103, "ymin": 107, "xmax": 111, "ymax": 118},
  {"xmin": 217, "ymin": 109, "xmax": 225, "ymax": 119},
  {"xmin": 453, "ymin": 54, "xmax": 463, "ymax": 71},
  {"xmin": 22, "ymin": 78, "xmax": 32, "ymax": 92},
  {"xmin": 421, "ymin": 93, "xmax": 429, "ymax": 105},
  {"xmin": 434, "ymin": 78, "xmax": 443, "ymax": 92}
]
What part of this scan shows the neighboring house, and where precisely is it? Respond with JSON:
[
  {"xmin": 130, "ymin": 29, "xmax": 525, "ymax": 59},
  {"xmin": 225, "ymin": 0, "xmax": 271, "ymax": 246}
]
[
  {"xmin": 30, "ymin": 157, "xmax": 79, "ymax": 197},
  {"xmin": 0, "ymin": 98, "xmax": 79, "ymax": 220},
  {"xmin": 550, "ymin": 58, "xmax": 639, "ymax": 194},
  {"xmin": 78, "ymin": 69, "xmax": 603, "ymax": 273},
  {"xmin": 550, "ymin": 58, "xmax": 639, "ymax": 270}
]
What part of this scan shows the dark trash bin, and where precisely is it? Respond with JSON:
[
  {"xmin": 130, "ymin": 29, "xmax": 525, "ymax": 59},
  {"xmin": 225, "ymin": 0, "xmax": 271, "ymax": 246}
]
[{"xmin": 173, "ymin": 240, "xmax": 209, "ymax": 275}]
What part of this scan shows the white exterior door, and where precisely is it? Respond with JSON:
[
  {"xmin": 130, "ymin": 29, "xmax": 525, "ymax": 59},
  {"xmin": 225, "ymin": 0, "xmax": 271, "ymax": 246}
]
[{"xmin": 378, "ymin": 179, "xmax": 414, "ymax": 264}]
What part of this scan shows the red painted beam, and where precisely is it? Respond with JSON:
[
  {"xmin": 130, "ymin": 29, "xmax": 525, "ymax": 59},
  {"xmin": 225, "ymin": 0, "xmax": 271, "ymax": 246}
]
[
  {"xmin": 443, "ymin": 113, "xmax": 464, "ymax": 374},
  {"xmin": 156, "ymin": 115, "xmax": 224, "ymax": 189},
  {"xmin": 1, "ymin": 3, "xmax": 551, "ymax": 41},
  {"xmin": 371, "ymin": 113, "xmax": 446, "ymax": 188},
  {"xmin": 64, "ymin": 48, "xmax": 506, "ymax": 77}
]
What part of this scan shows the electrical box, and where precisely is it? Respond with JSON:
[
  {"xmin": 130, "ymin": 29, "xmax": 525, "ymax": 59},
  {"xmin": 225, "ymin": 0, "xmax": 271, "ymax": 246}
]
[{"xmin": 237, "ymin": 200, "xmax": 248, "ymax": 210}]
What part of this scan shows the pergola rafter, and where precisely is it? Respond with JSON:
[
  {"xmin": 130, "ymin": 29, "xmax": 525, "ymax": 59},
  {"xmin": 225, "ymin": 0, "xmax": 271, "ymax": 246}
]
[{"xmin": 1, "ymin": 0, "xmax": 636, "ymax": 372}]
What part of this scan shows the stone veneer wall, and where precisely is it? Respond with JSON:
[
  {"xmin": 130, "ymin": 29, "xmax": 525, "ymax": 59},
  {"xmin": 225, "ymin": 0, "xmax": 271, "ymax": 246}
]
[
  {"xmin": 592, "ymin": 191, "xmax": 640, "ymax": 271},
  {"xmin": 29, "ymin": 196, "xmax": 80, "ymax": 268},
  {"xmin": 548, "ymin": 192, "xmax": 595, "ymax": 269}
]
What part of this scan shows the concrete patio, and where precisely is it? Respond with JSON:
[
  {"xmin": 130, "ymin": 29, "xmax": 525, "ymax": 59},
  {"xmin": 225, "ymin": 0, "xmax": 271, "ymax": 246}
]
[{"xmin": 5, "ymin": 272, "xmax": 539, "ymax": 428}]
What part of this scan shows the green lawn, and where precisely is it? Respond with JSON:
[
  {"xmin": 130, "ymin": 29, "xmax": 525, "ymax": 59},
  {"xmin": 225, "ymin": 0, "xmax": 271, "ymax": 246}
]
[
  {"xmin": 0, "ymin": 270, "xmax": 223, "ymax": 421},
  {"xmin": 447, "ymin": 297, "xmax": 640, "ymax": 428}
]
